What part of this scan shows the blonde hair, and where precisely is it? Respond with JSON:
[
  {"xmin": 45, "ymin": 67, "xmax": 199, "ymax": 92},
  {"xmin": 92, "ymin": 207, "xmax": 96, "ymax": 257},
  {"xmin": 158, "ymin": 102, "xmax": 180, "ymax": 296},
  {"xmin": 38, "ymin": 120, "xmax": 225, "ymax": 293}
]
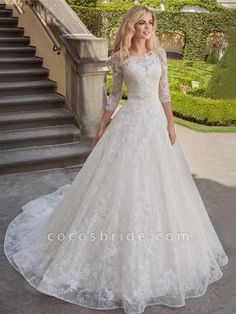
[{"xmin": 113, "ymin": 5, "xmax": 159, "ymax": 62}]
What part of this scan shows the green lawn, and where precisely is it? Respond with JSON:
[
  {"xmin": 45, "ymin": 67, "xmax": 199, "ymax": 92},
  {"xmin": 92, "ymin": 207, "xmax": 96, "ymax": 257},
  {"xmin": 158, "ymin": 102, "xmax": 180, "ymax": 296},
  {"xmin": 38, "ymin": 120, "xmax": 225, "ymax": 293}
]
[
  {"xmin": 106, "ymin": 58, "xmax": 236, "ymax": 132},
  {"xmin": 173, "ymin": 116, "xmax": 236, "ymax": 132}
]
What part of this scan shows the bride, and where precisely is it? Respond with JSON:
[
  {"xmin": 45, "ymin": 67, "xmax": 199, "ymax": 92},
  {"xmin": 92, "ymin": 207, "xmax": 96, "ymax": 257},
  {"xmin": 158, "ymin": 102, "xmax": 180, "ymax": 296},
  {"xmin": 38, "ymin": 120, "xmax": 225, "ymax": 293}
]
[{"xmin": 4, "ymin": 5, "xmax": 228, "ymax": 314}]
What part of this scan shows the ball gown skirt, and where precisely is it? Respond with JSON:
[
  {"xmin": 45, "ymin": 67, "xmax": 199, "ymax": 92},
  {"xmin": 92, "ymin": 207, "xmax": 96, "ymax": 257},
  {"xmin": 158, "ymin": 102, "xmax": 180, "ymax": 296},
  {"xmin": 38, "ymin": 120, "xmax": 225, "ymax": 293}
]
[{"xmin": 4, "ymin": 48, "xmax": 229, "ymax": 314}]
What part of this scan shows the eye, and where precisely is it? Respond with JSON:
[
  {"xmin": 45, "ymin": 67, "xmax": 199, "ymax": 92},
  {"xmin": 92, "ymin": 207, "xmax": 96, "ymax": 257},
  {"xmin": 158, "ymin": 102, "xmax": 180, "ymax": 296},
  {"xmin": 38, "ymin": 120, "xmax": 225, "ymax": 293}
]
[{"xmin": 138, "ymin": 20, "xmax": 153, "ymax": 25}]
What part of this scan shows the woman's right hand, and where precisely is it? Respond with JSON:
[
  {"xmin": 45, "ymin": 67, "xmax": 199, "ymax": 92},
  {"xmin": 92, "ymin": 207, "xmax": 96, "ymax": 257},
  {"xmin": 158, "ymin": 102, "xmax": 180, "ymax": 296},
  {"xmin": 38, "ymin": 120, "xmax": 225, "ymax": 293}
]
[{"xmin": 92, "ymin": 124, "xmax": 106, "ymax": 145}]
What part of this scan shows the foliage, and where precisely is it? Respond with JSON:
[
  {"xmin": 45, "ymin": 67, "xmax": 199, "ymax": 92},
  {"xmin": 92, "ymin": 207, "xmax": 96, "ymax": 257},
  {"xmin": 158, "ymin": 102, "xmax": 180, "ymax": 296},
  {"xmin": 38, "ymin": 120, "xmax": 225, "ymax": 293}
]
[
  {"xmin": 171, "ymin": 91, "xmax": 236, "ymax": 125},
  {"xmin": 68, "ymin": 3, "xmax": 236, "ymax": 60},
  {"xmin": 204, "ymin": 44, "xmax": 236, "ymax": 99},
  {"xmin": 106, "ymin": 58, "xmax": 236, "ymax": 126},
  {"xmin": 206, "ymin": 47, "xmax": 219, "ymax": 64},
  {"xmin": 94, "ymin": 0, "xmax": 224, "ymax": 11},
  {"xmin": 187, "ymin": 88, "xmax": 205, "ymax": 97},
  {"xmin": 168, "ymin": 59, "xmax": 214, "ymax": 91},
  {"xmin": 96, "ymin": 0, "xmax": 135, "ymax": 10},
  {"xmin": 161, "ymin": 0, "xmax": 224, "ymax": 12},
  {"xmin": 65, "ymin": 0, "xmax": 236, "ymax": 125},
  {"xmin": 66, "ymin": 0, "xmax": 98, "ymax": 7}
]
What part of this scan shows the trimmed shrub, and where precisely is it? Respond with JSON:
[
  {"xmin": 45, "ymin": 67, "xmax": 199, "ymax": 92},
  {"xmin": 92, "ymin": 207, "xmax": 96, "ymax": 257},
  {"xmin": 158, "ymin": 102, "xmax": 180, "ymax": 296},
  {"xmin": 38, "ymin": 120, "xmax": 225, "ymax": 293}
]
[
  {"xmin": 171, "ymin": 91, "xmax": 236, "ymax": 125},
  {"xmin": 206, "ymin": 47, "xmax": 219, "ymax": 64},
  {"xmin": 204, "ymin": 44, "xmax": 236, "ymax": 99}
]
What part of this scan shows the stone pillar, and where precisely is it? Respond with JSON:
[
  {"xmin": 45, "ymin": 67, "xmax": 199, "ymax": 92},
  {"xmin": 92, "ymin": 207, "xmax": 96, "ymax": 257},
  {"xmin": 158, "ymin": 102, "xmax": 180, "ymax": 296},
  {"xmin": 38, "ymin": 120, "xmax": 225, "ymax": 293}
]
[{"xmin": 65, "ymin": 37, "xmax": 110, "ymax": 140}]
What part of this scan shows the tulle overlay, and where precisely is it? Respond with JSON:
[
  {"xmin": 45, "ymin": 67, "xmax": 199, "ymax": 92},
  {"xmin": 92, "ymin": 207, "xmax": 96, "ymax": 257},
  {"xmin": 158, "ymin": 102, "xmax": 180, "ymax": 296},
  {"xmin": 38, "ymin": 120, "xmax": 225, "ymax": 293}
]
[{"xmin": 4, "ymin": 48, "xmax": 228, "ymax": 314}]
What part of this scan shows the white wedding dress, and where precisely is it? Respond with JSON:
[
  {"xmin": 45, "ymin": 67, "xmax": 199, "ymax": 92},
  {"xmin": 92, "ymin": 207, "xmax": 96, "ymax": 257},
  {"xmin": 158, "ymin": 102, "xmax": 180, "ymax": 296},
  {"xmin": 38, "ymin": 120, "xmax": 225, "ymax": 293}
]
[{"xmin": 4, "ymin": 47, "xmax": 228, "ymax": 314}]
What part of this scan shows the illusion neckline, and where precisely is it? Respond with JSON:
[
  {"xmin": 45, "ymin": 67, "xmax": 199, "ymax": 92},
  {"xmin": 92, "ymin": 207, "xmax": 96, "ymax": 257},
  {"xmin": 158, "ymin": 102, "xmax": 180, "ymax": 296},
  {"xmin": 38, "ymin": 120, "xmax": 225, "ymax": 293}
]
[{"xmin": 128, "ymin": 50, "xmax": 155, "ymax": 59}]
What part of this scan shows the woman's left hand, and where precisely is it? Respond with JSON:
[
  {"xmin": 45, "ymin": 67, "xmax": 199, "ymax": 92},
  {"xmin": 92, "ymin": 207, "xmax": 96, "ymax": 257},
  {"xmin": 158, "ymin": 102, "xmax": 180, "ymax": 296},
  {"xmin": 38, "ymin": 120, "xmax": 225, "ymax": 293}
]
[{"xmin": 167, "ymin": 123, "xmax": 176, "ymax": 145}]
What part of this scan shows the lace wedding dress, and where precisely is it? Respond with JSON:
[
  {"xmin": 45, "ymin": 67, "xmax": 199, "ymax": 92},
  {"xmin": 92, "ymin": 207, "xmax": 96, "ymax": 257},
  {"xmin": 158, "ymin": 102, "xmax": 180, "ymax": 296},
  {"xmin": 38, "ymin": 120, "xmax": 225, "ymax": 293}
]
[{"xmin": 4, "ymin": 47, "xmax": 228, "ymax": 314}]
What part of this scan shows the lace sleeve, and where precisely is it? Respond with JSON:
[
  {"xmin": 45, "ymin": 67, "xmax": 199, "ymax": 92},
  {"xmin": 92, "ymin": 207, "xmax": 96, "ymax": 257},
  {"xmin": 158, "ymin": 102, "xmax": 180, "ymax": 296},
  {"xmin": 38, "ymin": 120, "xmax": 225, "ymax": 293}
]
[
  {"xmin": 157, "ymin": 48, "xmax": 171, "ymax": 105},
  {"xmin": 105, "ymin": 51, "xmax": 124, "ymax": 111}
]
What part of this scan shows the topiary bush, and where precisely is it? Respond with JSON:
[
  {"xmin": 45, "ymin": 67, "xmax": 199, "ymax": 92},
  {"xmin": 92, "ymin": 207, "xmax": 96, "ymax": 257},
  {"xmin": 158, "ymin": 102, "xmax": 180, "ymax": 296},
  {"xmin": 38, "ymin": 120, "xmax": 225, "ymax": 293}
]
[
  {"xmin": 204, "ymin": 44, "xmax": 236, "ymax": 99},
  {"xmin": 206, "ymin": 47, "xmax": 219, "ymax": 64}
]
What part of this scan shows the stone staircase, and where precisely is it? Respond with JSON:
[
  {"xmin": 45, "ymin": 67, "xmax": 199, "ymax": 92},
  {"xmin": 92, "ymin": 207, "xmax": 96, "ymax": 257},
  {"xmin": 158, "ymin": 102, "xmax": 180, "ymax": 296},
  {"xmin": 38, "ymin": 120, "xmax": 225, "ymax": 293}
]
[{"xmin": 0, "ymin": 3, "xmax": 93, "ymax": 174}]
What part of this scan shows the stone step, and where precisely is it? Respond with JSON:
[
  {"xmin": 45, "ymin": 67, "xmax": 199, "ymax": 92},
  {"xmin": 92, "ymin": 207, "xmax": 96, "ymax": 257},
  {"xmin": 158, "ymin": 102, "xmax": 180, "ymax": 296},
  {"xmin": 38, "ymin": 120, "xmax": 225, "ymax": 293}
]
[
  {"xmin": 0, "ymin": 56, "xmax": 43, "ymax": 69},
  {"xmin": 0, "ymin": 80, "xmax": 56, "ymax": 96},
  {"xmin": 0, "ymin": 140, "xmax": 94, "ymax": 174},
  {"xmin": 0, "ymin": 46, "xmax": 36, "ymax": 57},
  {"xmin": 0, "ymin": 67, "xmax": 49, "ymax": 82},
  {"xmin": 0, "ymin": 4, "xmax": 88, "ymax": 175},
  {"xmin": 0, "ymin": 36, "xmax": 30, "ymax": 46},
  {"xmin": 0, "ymin": 93, "xmax": 65, "ymax": 112},
  {"xmin": 0, "ymin": 108, "xmax": 74, "ymax": 130},
  {"xmin": 0, "ymin": 124, "xmax": 80, "ymax": 149},
  {"xmin": 0, "ymin": 9, "xmax": 13, "ymax": 17},
  {"xmin": 0, "ymin": 17, "xmax": 18, "ymax": 28},
  {"xmin": 0, "ymin": 27, "xmax": 24, "ymax": 37}
]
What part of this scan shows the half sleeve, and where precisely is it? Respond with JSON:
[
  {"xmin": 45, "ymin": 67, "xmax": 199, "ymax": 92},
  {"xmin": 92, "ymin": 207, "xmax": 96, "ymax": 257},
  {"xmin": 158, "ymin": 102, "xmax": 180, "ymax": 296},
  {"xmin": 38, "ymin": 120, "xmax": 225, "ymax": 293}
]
[
  {"xmin": 158, "ymin": 48, "xmax": 171, "ymax": 105},
  {"xmin": 105, "ymin": 51, "xmax": 124, "ymax": 111}
]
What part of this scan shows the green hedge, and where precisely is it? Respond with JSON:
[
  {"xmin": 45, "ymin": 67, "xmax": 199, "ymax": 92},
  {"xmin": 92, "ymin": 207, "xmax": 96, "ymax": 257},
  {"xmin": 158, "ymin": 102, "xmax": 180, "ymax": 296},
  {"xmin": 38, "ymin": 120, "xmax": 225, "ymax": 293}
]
[
  {"xmin": 67, "ymin": 0, "xmax": 224, "ymax": 11},
  {"xmin": 68, "ymin": 4, "xmax": 236, "ymax": 60},
  {"xmin": 106, "ymin": 58, "xmax": 236, "ymax": 126},
  {"xmin": 159, "ymin": 0, "xmax": 224, "ymax": 12},
  {"xmin": 66, "ymin": 0, "xmax": 97, "ymax": 6},
  {"xmin": 107, "ymin": 78, "xmax": 236, "ymax": 126},
  {"xmin": 168, "ymin": 59, "xmax": 214, "ymax": 91},
  {"xmin": 171, "ymin": 92, "xmax": 236, "ymax": 125},
  {"xmin": 66, "ymin": 1, "xmax": 236, "ymax": 125},
  {"xmin": 165, "ymin": 59, "xmax": 235, "ymax": 125}
]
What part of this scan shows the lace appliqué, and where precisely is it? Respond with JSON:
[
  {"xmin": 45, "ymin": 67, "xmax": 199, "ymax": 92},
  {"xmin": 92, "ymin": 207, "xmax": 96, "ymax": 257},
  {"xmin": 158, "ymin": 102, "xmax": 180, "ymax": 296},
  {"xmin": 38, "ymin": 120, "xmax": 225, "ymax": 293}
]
[
  {"xmin": 105, "ymin": 51, "xmax": 124, "ymax": 111},
  {"xmin": 155, "ymin": 47, "xmax": 171, "ymax": 104},
  {"xmin": 105, "ymin": 48, "xmax": 171, "ymax": 110}
]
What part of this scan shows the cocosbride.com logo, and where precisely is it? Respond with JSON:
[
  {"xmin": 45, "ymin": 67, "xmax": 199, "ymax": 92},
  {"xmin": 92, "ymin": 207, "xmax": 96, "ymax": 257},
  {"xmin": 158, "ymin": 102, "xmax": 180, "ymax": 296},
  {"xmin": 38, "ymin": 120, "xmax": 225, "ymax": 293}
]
[{"xmin": 47, "ymin": 230, "xmax": 190, "ymax": 242}]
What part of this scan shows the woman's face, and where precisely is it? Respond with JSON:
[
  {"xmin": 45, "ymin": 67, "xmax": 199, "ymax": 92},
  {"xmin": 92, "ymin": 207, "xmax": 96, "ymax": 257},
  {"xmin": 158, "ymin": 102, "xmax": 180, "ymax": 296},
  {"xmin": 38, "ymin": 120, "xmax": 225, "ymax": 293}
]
[{"xmin": 133, "ymin": 12, "xmax": 154, "ymax": 40}]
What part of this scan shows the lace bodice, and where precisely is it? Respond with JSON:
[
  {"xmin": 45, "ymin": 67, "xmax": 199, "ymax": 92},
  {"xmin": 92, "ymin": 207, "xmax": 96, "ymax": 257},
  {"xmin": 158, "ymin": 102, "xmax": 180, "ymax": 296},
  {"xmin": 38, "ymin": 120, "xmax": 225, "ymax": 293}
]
[{"xmin": 105, "ymin": 47, "xmax": 171, "ymax": 111}]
